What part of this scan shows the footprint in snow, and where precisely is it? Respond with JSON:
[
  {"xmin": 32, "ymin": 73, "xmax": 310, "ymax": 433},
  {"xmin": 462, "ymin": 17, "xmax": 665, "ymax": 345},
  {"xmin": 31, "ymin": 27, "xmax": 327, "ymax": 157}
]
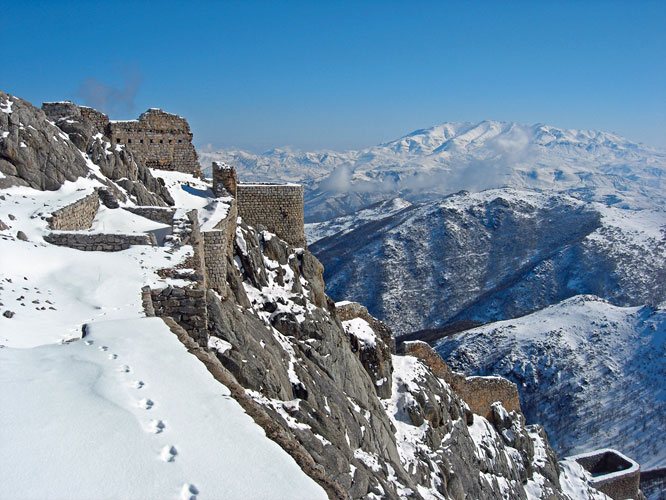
[
  {"xmin": 119, "ymin": 365, "xmax": 131, "ymax": 373},
  {"xmin": 148, "ymin": 419, "xmax": 165, "ymax": 434},
  {"xmin": 139, "ymin": 398, "xmax": 154, "ymax": 410},
  {"xmin": 108, "ymin": 353, "xmax": 118, "ymax": 360},
  {"xmin": 98, "ymin": 345, "xmax": 108, "ymax": 351},
  {"xmin": 180, "ymin": 483, "xmax": 199, "ymax": 500},
  {"xmin": 132, "ymin": 380, "xmax": 145, "ymax": 389},
  {"xmin": 160, "ymin": 445, "xmax": 178, "ymax": 462},
  {"xmin": 84, "ymin": 340, "xmax": 94, "ymax": 346}
]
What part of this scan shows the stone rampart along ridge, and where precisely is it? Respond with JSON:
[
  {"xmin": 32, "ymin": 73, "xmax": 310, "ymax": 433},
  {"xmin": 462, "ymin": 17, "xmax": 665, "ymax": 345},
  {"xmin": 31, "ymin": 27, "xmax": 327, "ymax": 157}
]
[
  {"xmin": 149, "ymin": 285, "xmax": 208, "ymax": 346},
  {"xmin": 403, "ymin": 340, "xmax": 523, "ymax": 421},
  {"xmin": 237, "ymin": 184, "xmax": 306, "ymax": 247},
  {"xmin": 570, "ymin": 449, "xmax": 641, "ymax": 500},
  {"xmin": 203, "ymin": 199, "xmax": 238, "ymax": 295},
  {"xmin": 212, "ymin": 162, "xmax": 306, "ymax": 248},
  {"xmin": 43, "ymin": 232, "xmax": 157, "ymax": 252},
  {"xmin": 47, "ymin": 191, "xmax": 100, "ymax": 230},
  {"xmin": 108, "ymin": 109, "xmax": 200, "ymax": 175}
]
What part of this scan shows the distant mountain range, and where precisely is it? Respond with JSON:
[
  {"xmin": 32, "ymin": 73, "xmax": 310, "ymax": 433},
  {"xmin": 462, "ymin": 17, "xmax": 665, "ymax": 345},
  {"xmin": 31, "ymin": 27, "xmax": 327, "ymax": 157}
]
[{"xmin": 201, "ymin": 121, "xmax": 666, "ymax": 221}]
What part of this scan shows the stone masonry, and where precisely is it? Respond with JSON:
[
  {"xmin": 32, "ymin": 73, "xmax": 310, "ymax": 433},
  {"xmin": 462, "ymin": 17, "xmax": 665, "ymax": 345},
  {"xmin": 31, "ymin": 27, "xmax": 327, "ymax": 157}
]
[
  {"xmin": 212, "ymin": 162, "xmax": 306, "ymax": 248},
  {"xmin": 403, "ymin": 341, "xmax": 523, "ymax": 421},
  {"xmin": 44, "ymin": 232, "xmax": 157, "ymax": 252},
  {"xmin": 108, "ymin": 109, "xmax": 200, "ymax": 175},
  {"xmin": 47, "ymin": 191, "xmax": 100, "ymax": 230}
]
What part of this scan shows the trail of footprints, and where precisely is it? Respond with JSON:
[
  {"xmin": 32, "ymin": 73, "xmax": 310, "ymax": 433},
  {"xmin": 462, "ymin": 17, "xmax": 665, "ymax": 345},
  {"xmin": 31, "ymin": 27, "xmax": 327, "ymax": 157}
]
[{"xmin": 84, "ymin": 338, "xmax": 198, "ymax": 499}]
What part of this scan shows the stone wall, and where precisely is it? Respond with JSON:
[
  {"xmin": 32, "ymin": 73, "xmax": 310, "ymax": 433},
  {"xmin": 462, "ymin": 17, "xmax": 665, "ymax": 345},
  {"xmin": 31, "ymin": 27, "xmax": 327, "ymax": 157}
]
[
  {"xmin": 123, "ymin": 206, "xmax": 176, "ymax": 225},
  {"xmin": 212, "ymin": 161, "xmax": 238, "ymax": 196},
  {"xmin": 203, "ymin": 200, "xmax": 238, "ymax": 295},
  {"xmin": 237, "ymin": 183, "xmax": 306, "ymax": 247},
  {"xmin": 149, "ymin": 285, "xmax": 208, "ymax": 347},
  {"xmin": 403, "ymin": 341, "xmax": 523, "ymax": 421},
  {"xmin": 570, "ymin": 449, "xmax": 641, "ymax": 500},
  {"xmin": 47, "ymin": 192, "xmax": 100, "ymax": 230},
  {"xmin": 44, "ymin": 232, "xmax": 157, "ymax": 251},
  {"xmin": 79, "ymin": 106, "xmax": 110, "ymax": 133},
  {"xmin": 108, "ymin": 109, "xmax": 200, "ymax": 175}
]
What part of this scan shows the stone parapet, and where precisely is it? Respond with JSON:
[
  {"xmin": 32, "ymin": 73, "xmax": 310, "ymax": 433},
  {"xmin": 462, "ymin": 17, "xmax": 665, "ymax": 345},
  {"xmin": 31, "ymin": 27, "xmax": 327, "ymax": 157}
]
[
  {"xmin": 47, "ymin": 191, "xmax": 100, "ymax": 230},
  {"xmin": 44, "ymin": 232, "xmax": 157, "ymax": 251},
  {"xmin": 212, "ymin": 161, "xmax": 237, "ymax": 197},
  {"xmin": 237, "ymin": 183, "xmax": 305, "ymax": 247},
  {"xmin": 150, "ymin": 285, "xmax": 208, "ymax": 346}
]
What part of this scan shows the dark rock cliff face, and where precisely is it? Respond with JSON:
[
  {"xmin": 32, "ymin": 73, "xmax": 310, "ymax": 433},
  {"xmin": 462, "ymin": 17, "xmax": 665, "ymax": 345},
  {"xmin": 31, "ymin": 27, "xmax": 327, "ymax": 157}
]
[{"xmin": 200, "ymin": 220, "xmax": 573, "ymax": 499}]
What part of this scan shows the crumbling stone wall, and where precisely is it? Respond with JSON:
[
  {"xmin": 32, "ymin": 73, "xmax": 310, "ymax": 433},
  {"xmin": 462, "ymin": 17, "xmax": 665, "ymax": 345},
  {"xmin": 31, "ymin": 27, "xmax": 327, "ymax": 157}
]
[
  {"xmin": 123, "ymin": 206, "xmax": 176, "ymax": 225},
  {"xmin": 108, "ymin": 109, "xmax": 200, "ymax": 175},
  {"xmin": 211, "ymin": 162, "xmax": 306, "ymax": 248},
  {"xmin": 149, "ymin": 285, "xmax": 208, "ymax": 347},
  {"xmin": 403, "ymin": 341, "xmax": 523, "ymax": 420},
  {"xmin": 79, "ymin": 106, "xmax": 110, "ymax": 133},
  {"xmin": 203, "ymin": 200, "xmax": 238, "ymax": 295},
  {"xmin": 237, "ymin": 184, "xmax": 305, "ymax": 247},
  {"xmin": 212, "ymin": 161, "xmax": 238, "ymax": 196},
  {"xmin": 44, "ymin": 232, "xmax": 157, "ymax": 251},
  {"xmin": 47, "ymin": 192, "xmax": 100, "ymax": 230}
]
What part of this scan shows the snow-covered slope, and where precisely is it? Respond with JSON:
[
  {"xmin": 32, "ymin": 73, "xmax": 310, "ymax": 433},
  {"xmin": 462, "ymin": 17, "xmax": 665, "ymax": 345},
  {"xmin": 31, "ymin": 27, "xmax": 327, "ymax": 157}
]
[
  {"xmin": 202, "ymin": 121, "xmax": 666, "ymax": 221},
  {"xmin": 435, "ymin": 295, "xmax": 666, "ymax": 471},
  {"xmin": 310, "ymin": 189, "xmax": 666, "ymax": 335},
  {"xmin": 0, "ymin": 318, "xmax": 327, "ymax": 500},
  {"xmin": 0, "ymin": 178, "xmax": 327, "ymax": 500}
]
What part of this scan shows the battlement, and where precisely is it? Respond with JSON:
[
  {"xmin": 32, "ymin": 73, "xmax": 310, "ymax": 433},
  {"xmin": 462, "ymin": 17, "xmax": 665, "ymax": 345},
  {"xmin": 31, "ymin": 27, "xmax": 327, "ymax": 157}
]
[{"xmin": 212, "ymin": 162, "xmax": 306, "ymax": 248}]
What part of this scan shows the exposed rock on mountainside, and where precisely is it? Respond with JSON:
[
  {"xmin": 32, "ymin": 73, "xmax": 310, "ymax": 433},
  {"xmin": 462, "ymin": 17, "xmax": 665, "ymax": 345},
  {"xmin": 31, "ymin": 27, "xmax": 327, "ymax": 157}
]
[
  {"xmin": 200, "ymin": 219, "xmax": 581, "ymax": 498},
  {"xmin": 0, "ymin": 91, "xmax": 90, "ymax": 190}
]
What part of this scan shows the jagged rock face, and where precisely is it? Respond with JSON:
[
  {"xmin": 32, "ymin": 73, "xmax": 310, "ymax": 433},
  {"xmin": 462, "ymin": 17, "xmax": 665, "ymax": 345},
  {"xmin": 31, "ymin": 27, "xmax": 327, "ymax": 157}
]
[
  {"xmin": 0, "ymin": 91, "xmax": 90, "ymax": 190},
  {"xmin": 204, "ymin": 220, "xmax": 581, "ymax": 499}
]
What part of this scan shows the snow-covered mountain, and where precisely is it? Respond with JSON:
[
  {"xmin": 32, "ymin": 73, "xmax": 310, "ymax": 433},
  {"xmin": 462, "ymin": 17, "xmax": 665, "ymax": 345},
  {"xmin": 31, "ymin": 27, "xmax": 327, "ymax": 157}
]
[
  {"xmin": 310, "ymin": 189, "xmax": 666, "ymax": 335},
  {"xmin": 435, "ymin": 295, "xmax": 666, "ymax": 471},
  {"xmin": 202, "ymin": 121, "xmax": 666, "ymax": 221}
]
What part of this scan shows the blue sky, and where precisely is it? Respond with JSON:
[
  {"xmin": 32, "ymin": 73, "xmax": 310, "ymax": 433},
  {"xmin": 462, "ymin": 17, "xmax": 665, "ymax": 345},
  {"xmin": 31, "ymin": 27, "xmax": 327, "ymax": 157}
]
[{"xmin": 3, "ymin": 1, "xmax": 665, "ymax": 151}]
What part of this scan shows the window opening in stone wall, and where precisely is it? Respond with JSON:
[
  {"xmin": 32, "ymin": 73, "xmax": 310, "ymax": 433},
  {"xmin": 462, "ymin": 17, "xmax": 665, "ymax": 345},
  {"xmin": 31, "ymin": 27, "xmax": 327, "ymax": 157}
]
[
  {"xmin": 116, "ymin": 138, "xmax": 121, "ymax": 144},
  {"xmin": 178, "ymin": 139, "xmax": 182, "ymax": 143},
  {"xmin": 128, "ymin": 139, "xmax": 132, "ymax": 144},
  {"xmin": 169, "ymin": 139, "xmax": 172, "ymax": 144},
  {"xmin": 140, "ymin": 139, "xmax": 144, "ymax": 144},
  {"xmin": 150, "ymin": 139, "xmax": 154, "ymax": 143},
  {"xmin": 160, "ymin": 139, "xmax": 163, "ymax": 144}
]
